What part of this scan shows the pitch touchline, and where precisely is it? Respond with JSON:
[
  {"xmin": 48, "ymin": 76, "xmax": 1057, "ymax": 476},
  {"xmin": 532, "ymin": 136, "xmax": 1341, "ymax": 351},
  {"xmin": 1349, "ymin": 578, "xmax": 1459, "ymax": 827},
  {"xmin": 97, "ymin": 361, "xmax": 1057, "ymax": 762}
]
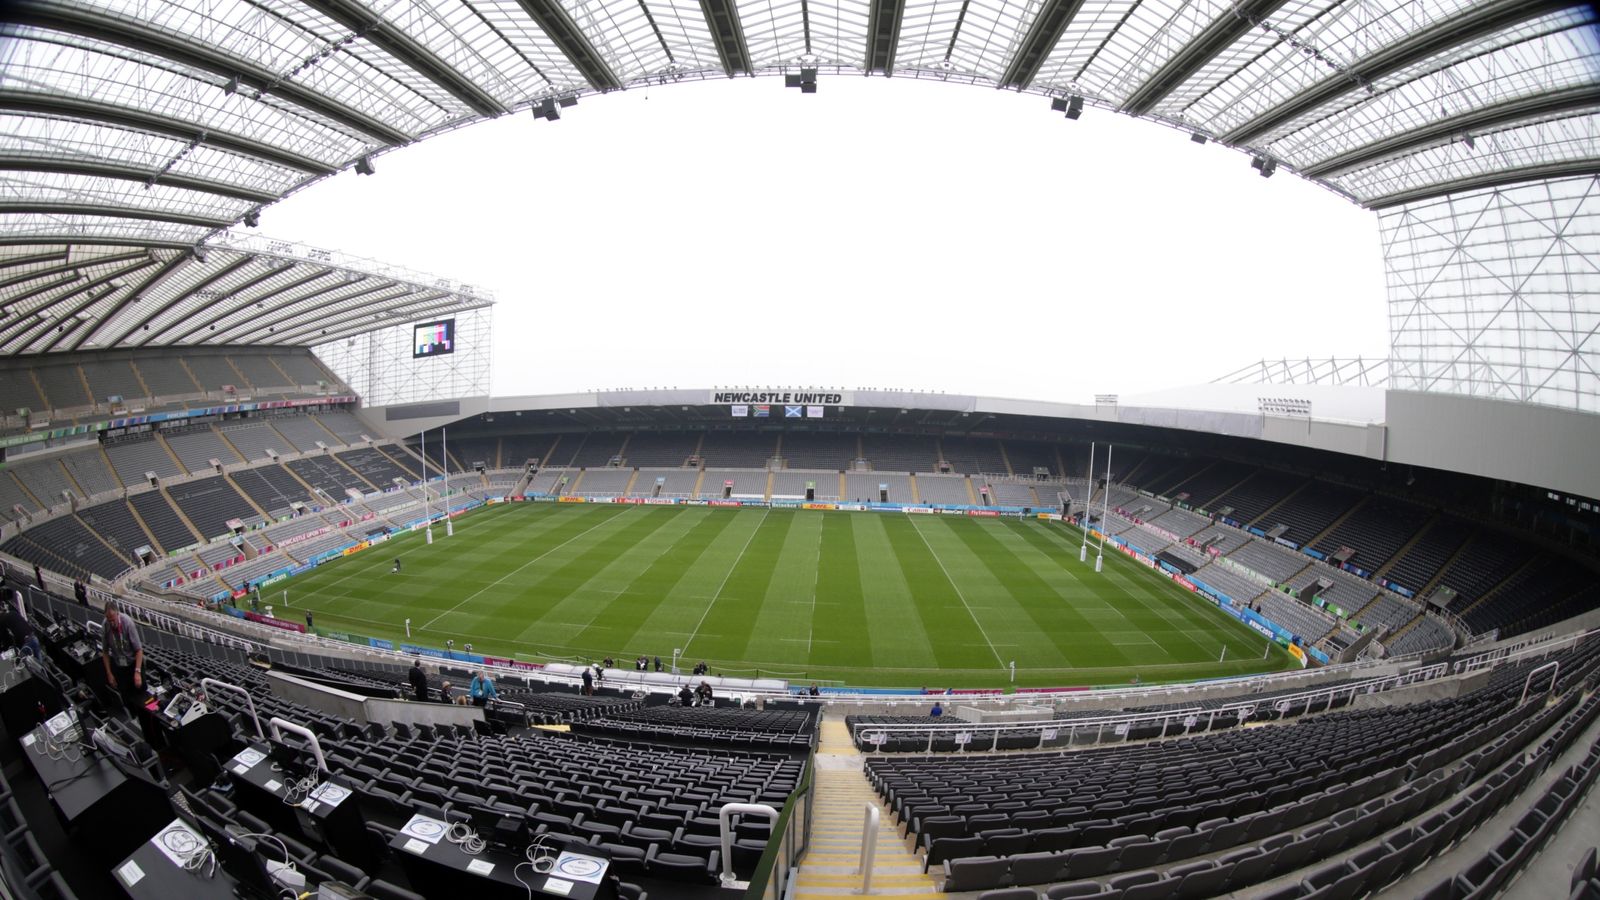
[
  {"xmin": 908, "ymin": 517, "xmax": 1008, "ymax": 671},
  {"xmin": 680, "ymin": 508, "xmax": 768, "ymax": 658},
  {"xmin": 420, "ymin": 507, "xmax": 632, "ymax": 629}
]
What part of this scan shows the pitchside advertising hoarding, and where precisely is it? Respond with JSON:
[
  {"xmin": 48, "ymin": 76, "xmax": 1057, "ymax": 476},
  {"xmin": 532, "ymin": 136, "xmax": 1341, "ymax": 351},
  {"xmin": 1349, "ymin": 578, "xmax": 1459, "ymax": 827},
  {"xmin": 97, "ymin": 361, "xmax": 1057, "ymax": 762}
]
[{"xmin": 713, "ymin": 390, "xmax": 852, "ymax": 418}]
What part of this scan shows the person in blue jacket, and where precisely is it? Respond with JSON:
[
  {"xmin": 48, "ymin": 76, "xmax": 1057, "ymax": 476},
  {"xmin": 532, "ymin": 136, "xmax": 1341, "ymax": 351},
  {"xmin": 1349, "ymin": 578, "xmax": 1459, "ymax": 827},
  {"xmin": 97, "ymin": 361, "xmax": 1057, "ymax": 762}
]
[{"xmin": 469, "ymin": 670, "xmax": 498, "ymax": 707}]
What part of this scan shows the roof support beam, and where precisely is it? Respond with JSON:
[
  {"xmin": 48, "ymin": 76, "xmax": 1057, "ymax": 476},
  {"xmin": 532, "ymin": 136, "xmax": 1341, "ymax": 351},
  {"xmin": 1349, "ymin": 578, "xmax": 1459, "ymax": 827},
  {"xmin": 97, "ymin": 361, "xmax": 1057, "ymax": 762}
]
[
  {"xmin": 267, "ymin": 293, "xmax": 480, "ymax": 344},
  {"xmin": 66, "ymin": 252, "xmax": 188, "ymax": 351},
  {"xmin": 173, "ymin": 272, "xmax": 360, "ymax": 346},
  {"xmin": 0, "ymin": 202, "xmax": 235, "ymax": 230},
  {"xmin": 297, "ymin": 0, "xmax": 508, "ymax": 117},
  {"xmin": 0, "ymin": 250, "xmax": 148, "ymax": 291},
  {"xmin": 6, "ymin": 0, "xmax": 412, "ymax": 145},
  {"xmin": 1120, "ymin": 0, "xmax": 1287, "ymax": 115},
  {"xmin": 512, "ymin": 0, "xmax": 622, "ymax": 91},
  {"xmin": 160, "ymin": 269, "xmax": 335, "ymax": 346},
  {"xmin": 1000, "ymin": 0, "xmax": 1089, "ymax": 89},
  {"xmin": 102, "ymin": 255, "xmax": 255, "ymax": 347},
  {"xmin": 0, "ymin": 273, "xmax": 85, "ymax": 340},
  {"xmin": 292, "ymin": 300, "xmax": 491, "ymax": 349},
  {"xmin": 1222, "ymin": 0, "xmax": 1580, "ymax": 146},
  {"xmin": 1302, "ymin": 86, "xmax": 1600, "ymax": 179},
  {"xmin": 864, "ymin": 0, "xmax": 906, "ymax": 75},
  {"xmin": 0, "ymin": 154, "xmax": 279, "ymax": 203},
  {"xmin": 33, "ymin": 258, "xmax": 158, "ymax": 352},
  {"xmin": 0, "ymin": 92, "xmax": 338, "ymax": 176},
  {"xmin": 698, "ymin": 0, "xmax": 752, "ymax": 75},
  {"xmin": 217, "ymin": 283, "xmax": 417, "ymax": 345},
  {"xmin": 0, "ymin": 249, "xmax": 69, "ymax": 273},
  {"xmin": 1365, "ymin": 159, "xmax": 1600, "ymax": 210}
]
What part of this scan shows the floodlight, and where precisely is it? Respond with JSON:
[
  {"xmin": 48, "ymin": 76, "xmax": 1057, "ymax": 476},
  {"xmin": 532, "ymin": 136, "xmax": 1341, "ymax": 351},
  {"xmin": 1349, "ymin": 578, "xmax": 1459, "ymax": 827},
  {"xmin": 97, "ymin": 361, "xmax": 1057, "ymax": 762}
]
[
  {"xmin": 354, "ymin": 156, "xmax": 375, "ymax": 176},
  {"xmin": 1065, "ymin": 96, "xmax": 1083, "ymax": 119},
  {"xmin": 243, "ymin": 210, "xmax": 259, "ymax": 228},
  {"xmin": 1190, "ymin": 132, "xmax": 1207, "ymax": 144}
]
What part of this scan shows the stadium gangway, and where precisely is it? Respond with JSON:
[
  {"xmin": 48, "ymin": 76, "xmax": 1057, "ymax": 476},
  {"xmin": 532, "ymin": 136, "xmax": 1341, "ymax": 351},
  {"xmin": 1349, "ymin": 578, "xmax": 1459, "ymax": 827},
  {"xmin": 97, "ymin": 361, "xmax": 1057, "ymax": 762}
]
[{"xmin": 850, "ymin": 664, "xmax": 1448, "ymax": 753}]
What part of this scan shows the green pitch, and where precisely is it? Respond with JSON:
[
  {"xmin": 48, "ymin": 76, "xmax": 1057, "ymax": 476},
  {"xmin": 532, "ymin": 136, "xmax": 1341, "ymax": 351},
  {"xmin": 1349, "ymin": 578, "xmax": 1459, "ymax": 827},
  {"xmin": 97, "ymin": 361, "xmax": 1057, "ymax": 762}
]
[{"xmin": 280, "ymin": 502, "xmax": 1293, "ymax": 688}]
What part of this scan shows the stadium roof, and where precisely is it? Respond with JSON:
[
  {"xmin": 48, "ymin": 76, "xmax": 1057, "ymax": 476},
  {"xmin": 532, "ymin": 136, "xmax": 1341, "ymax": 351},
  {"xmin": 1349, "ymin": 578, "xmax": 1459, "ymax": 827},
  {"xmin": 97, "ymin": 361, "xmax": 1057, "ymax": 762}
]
[{"xmin": 0, "ymin": 0, "xmax": 1596, "ymax": 353}]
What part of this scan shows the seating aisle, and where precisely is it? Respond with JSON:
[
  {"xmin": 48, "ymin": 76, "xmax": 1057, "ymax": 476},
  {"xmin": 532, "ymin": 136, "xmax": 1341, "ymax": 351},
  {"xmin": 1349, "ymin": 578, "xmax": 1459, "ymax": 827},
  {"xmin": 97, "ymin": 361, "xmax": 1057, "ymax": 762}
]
[{"xmin": 794, "ymin": 719, "xmax": 939, "ymax": 900}]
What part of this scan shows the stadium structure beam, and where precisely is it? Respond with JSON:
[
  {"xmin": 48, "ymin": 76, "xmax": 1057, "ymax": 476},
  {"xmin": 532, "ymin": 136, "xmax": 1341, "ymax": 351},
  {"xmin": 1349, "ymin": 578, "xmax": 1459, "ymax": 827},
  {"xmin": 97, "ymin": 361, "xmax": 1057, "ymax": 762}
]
[
  {"xmin": 99, "ymin": 255, "xmax": 256, "ymax": 348},
  {"xmin": 1120, "ymin": 0, "xmax": 1287, "ymax": 115},
  {"xmin": 0, "ymin": 249, "xmax": 70, "ymax": 274},
  {"xmin": 65, "ymin": 252, "xmax": 189, "ymax": 352},
  {"xmin": 182, "ymin": 274, "xmax": 376, "ymax": 347},
  {"xmin": 0, "ymin": 273, "xmax": 87, "ymax": 345},
  {"xmin": 5, "ymin": 0, "xmax": 413, "ymax": 146},
  {"xmin": 1364, "ymin": 158, "xmax": 1600, "ymax": 210},
  {"xmin": 0, "ymin": 92, "xmax": 338, "ymax": 177},
  {"xmin": 1221, "ymin": 0, "xmax": 1580, "ymax": 146},
  {"xmin": 271, "ymin": 296, "xmax": 489, "ymax": 348},
  {"xmin": 1301, "ymin": 86, "xmax": 1600, "ymax": 179},
  {"xmin": 158, "ymin": 269, "xmax": 336, "ymax": 346},
  {"xmin": 999, "ymin": 0, "xmax": 1089, "ymax": 89},
  {"xmin": 214, "ymin": 282, "xmax": 416, "ymax": 345},
  {"xmin": 297, "ymin": 0, "xmax": 508, "ymax": 118},
  {"xmin": 236, "ymin": 286, "xmax": 464, "ymax": 347},
  {"xmin": 0, "ymin": 250, "xmax": 147, "ymax": 292},
  {"xmin": 511, "ymin": 0, "xmax": 623, "ymax": 91},
  {"xmin": 697, "ymin": 0, "xmax": 752, "ymax": 76},
  {"xmin": 0, "ymin": 203, "xmax": 235, "ymax": 231},
  {"xmin": 32, "ymin": 257, "xmax": 159, "ymax": 353},
  {"xmin": 864, "ymin": 0, "xmax": 906, "ymax": 75},
  {"xmin": 0, "ymin": 154, "xmax": 280, "ymax": 204}
]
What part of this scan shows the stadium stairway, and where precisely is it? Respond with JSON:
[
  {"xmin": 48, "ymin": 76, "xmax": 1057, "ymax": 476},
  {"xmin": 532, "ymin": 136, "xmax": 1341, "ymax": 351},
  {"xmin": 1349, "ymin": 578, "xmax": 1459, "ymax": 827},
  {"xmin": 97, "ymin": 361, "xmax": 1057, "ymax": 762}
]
[{"xmin": 794, "ymin": 719, "xmax": 940, "ymax": 900}]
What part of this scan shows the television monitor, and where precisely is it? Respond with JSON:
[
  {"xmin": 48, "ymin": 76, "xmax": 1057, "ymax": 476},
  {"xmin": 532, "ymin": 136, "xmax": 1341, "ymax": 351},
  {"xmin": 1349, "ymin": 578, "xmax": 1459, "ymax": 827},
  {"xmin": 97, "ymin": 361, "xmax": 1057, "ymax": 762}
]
[{"xmin": 412, "ymin": 319, "xmax": 455, "ymax": 358}]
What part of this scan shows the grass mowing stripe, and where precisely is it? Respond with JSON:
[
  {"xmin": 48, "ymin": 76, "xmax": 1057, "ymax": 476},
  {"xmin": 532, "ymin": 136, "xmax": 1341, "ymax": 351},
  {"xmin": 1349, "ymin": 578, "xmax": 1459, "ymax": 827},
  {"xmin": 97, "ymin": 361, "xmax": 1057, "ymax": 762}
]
[
  {"xmin": 1013, "ymin": 518, "xmax": 1282, "ymax": 664},
  {"xmin": 809, "ymin": 514, "xmax": 873, "ymax": 673},
  {"xmin": 936, "ymin": 518, "xmax": 1108, "ymax": 668},
  {"xmin": 419, "ymin": 505, "xmax": 634, "ymax": 629},
  {"xmin": 903, "ymin": 516, "xmax": 1006, "ymax": 671},
  {"xmin": 741, "ymin": 511, "xmax": 824, "ymax": 669},
  {"xmin": 680, "ymin": 507, "xmax": 770, "ymax": 659}
]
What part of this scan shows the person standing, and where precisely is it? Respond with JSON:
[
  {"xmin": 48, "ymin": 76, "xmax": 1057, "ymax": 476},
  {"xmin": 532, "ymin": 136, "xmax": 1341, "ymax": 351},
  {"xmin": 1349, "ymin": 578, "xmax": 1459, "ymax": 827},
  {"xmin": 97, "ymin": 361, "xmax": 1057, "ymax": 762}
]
[
  {"xmin": 581, "ymin": 667, "xmax": 593, "ymax": 696},
  {"xmin": 101, "ymin": 606, "xmax": 145, "ymax": 715},
  {"xmin": 392, "ymin": 558, "xmax": 401, "ymax": 574},
  {"xmin": 74, "ymin": 580, "xmax": 88, "ymax": 606},
  {"xmin": 408, "ymin": 659, "xmax": 429, "ymax": 702},
  {"xmin": 469, "ymin": 671, "xmax": 497, "ymax": 707},
  {"xmin": 304, "ymin": 610, "xmax": 314, "ymax": 630}
]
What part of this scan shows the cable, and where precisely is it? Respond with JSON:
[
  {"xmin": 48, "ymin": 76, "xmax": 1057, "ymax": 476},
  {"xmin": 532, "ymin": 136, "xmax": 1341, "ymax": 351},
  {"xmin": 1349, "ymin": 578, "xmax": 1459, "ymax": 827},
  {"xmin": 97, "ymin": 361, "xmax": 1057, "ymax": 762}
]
[
  {"xmin": 166, "ymin": 828, "xmax": 218, "ymax": 879},
  {"xmin": 446, "ymin": 821, "xmax": 485, "ymax": 855}
]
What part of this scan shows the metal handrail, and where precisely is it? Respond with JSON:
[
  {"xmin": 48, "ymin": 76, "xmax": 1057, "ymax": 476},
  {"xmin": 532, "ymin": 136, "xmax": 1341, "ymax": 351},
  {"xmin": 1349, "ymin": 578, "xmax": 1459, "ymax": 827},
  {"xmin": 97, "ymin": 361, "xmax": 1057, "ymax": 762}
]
[
  {"xmin": 716, "ymin": 802, "xmax": 778, "ymax": 887},
  {"xmin": 201, "ymin": 677, "xmax": 265, "ymax": 739},
  {"xmin": 1520, "ymin": 661, "xmax": 1560, "ymax": 706},
  {"xmin": 855, "ymin": 804, "xmax": 880, "ymax": 894},
  {"xmin": 268, "ymin": 716, "xmax": 329, "ymax": 773},
  {"xmin": 852, "ymin": 663, "xmax": 1449, "ymax": 747}
]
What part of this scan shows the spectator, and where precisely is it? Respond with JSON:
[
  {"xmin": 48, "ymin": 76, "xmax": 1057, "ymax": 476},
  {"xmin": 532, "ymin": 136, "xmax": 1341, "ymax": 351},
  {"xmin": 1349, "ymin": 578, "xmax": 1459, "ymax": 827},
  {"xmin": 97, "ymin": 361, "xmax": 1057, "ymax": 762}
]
[
  {"xmin": 438, "ymin": 681, "xmax": 454, "ymax": 704},
  {"xmin": 930, "ymin": 702, "xmax": 943, "ymax": 717},
  {"xmin": 653, "ymin": 655, "xmax": 662, "ymax": 672},
  {"xmin": 0, "ymin": 596, "xmax": 40, "ymax": 662},
  {"xmin": 696, "ymin": 681, "xmax": 713, "ymax": 706},
  {"xmin": 100, "ymin": 606, "xmax": 145, "ymax": 715},
  {"xmin": 808, "ymin": 683, "xmax": 821, "ymax": 697},
  {"xmin": 677, "ymin": 683, "xmax": 694, "ymax": 706},
  {"xmin": 470, "ymin": 670, "xmax": 498, "ymax": 707},
  {"xmin": 581, "ymin": 667, "xmax": 594, "ymax": 696},
  {"xmin": 408, "ymin": 659, "xmax": 429, "ymax": 702},
  {"xmin": 304, "ymin": 610, "xmax": 314, "ymax": 630},
  {"xmin": 74, "ymin": 580, "xmax": 88, "ymax": 606}
]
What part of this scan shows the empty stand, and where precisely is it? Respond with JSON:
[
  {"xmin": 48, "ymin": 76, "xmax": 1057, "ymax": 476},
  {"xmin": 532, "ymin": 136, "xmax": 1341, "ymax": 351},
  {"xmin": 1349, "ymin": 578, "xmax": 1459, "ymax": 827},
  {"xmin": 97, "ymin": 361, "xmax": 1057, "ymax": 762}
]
[
  {"xmin": 698, "ymin": 432, "xmax": 774, "ymax": 468},
  {"xmin": 128, "ymin": 490, "xmax": 197, "ymax": 552},
  {"xmin": 168, "ymin": 476, "xmax": 259, "ymax": 538},
  {"xmin": 104, "ymin": 436, "xmax": 184, "ymax": 486},
  {"xmin": 164, "ymin": 425, "xmax": 243, "ymax": 472}
]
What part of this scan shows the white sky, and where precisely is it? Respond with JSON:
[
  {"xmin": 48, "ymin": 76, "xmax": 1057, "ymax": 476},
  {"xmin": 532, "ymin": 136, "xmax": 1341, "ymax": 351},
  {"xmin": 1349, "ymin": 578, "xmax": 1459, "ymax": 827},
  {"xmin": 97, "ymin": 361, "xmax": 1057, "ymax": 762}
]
[{"xmin": 266, "ymin": 76, "xmax": 1389, "ymax": 404}]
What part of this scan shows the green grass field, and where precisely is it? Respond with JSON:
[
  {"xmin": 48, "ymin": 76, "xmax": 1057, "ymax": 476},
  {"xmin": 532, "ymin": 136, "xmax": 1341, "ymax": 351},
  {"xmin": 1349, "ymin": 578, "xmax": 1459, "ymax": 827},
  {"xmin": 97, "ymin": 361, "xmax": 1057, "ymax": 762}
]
[{"xmin": 276, "ymin": 502, "xmax": 1292, "ymax": 688}]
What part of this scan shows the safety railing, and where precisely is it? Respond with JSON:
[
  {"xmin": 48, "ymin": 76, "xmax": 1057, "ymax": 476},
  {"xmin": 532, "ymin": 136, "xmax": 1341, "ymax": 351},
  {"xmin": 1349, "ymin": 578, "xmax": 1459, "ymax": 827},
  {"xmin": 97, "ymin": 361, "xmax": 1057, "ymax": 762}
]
[{"xmin": 851, "ymin": 663, "xmax": 1449, "ymax": 751}]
